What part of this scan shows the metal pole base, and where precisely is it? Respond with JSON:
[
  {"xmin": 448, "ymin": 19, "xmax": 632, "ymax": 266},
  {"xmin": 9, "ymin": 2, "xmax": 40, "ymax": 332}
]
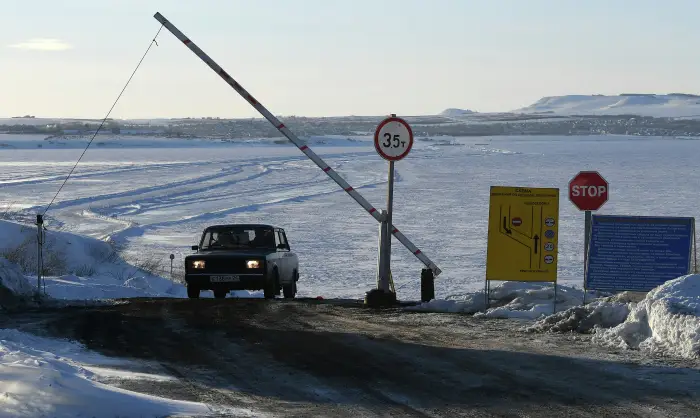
[
  {"xmin": 421, "ymin": 268, "xmax": 435, "ymax": 302},
  {"xmin": 364, "ymin": 288, "xmax": 398, "ymax": 308}
]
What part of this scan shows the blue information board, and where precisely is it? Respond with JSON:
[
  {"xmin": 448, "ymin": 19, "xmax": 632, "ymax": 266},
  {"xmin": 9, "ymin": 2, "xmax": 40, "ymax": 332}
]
[{"xmin": 586, "ymin": 215, "xmax": 695, "ymax": 292}]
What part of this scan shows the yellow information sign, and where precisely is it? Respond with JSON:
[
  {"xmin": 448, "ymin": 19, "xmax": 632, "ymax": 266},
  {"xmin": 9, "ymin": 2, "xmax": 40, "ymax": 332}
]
[{"xmin": 486, "ymin": 186, "xmax": 559, "ymax": 282}]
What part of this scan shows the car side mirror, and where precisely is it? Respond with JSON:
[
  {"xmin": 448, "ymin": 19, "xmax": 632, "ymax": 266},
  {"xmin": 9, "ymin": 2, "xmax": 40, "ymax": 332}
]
[
  {"xmin": 191, "ymin": 245, "xmax": 199, "ymax": 251},
  {"xmin": 277, "ymin": 244, "xmax": 288, "ymax": 250}
]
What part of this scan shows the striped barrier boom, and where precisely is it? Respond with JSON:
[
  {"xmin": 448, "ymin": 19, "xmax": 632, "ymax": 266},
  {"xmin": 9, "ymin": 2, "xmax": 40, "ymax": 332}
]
[{"xmin": 153, "ymin": 12, "xmax": 441, "ymax": 276}]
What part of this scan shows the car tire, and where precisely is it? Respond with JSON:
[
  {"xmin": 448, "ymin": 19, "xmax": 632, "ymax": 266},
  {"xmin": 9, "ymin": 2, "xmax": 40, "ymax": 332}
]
[
  {"xmin": 187, "ymin": 285, "xmax": 200, "ymax": 299},
  {"xmin": 213, "ymin": 289, "xmax": 227, "ymax": 299},
  {"xmin": 283, "ymin": 270, "xmax": 297, "ymax": 299},
  {"xmin": 264, "ymin": 270, "xmax": 279, "ymax": 299}
]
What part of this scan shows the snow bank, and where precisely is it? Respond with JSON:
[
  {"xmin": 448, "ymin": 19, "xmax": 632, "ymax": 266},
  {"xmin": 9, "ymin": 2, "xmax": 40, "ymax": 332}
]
[
  {"xmin": 0, "ymin": 257, "xmax": 33, "ymax": 297},
  {"xmin": 0, "ymin": 220, "xmax": 259, "ymax": 302},
  {"xmin": 0, "ymin": 257, "xmax": 35, "ymax": 311},
  {"xmin": 0, "ymin": 328, "xmax": 244, "ymax": 417},
  {"xmin": 525, "ymin": 299, "xmax": 631, "ymax": 333},
  {"xmin": 407, "ymin": 282, "xmax": 586, "ymax": 320},
  {"xmin": 593, "ymin": 274, "xmax": 700, "ymax": 359},
  {"xmin": 440, "ymin": 108, "xmax": 476, "ymax": 117},
  {"xmin": 0, "ymin": 219, "xmax": 117, "ymax": 277}
]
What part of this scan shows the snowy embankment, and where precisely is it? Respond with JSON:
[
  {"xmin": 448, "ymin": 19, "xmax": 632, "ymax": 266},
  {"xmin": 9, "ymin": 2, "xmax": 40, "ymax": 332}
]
[
  {"xmin": 410, "ymin": 275, "xmax": 700, "ymax": 359},
  {"xmin": 0, "ymin": 328, "xmax": 242, "ymax": 417},
  {"xmin": 0, "ymin": 219, "xmax": 257, "ymax": 302},
  {"xmin": 0, "ymin": 219, "xmax": 187, "ymax": 300},
  {"xmin": 513, "ymin": 93, "xmax": 700, "ymax": 118},
  {"xmin": 407, "ymin": 281, "xmax": 590, "ymax": 319},
  {"xmin": 592, "ymin": 275, "xmax": 700, "ymax": 359},
  {"xmin": 0, "ymin": 257, "xmax": 35, "ymax": 310}
]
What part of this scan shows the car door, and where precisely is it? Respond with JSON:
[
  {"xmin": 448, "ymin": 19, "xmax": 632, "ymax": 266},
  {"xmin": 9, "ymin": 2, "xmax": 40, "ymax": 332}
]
[
  {"xmin": 275, "ymin": 228, "xmax": 291, "ymax": 282},
  {"xmin": 279, "ymin": 229, "xmax": 296, "ymax": 281}
]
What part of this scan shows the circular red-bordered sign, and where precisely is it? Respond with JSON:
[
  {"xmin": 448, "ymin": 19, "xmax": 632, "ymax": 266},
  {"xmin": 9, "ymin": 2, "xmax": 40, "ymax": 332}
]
[{"xmin": 374, "ymin": 116, "xmax": 414, "ymax": 161}]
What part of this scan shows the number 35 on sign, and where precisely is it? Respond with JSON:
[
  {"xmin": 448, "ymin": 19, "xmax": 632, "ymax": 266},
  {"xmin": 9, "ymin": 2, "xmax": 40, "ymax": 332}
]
[{"xmin": 374, "ymin": 116, "xmax": 414, "ymax": 161}]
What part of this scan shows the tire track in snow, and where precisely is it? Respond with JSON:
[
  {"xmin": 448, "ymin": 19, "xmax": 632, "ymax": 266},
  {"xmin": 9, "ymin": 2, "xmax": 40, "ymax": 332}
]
[
  {"xmin": 102, "ymin": 159, "xmax": 351, "ymax": 217},
  {"xmin": 22, "ymin": 165, "xmax": 255, "ymax": 213},
  {"xmin": 0, "ymin": 160, "xmax": 238, "ymax": 186},
  {"xmin": 105, "ymin": 177, "xmax": 330, "ymax": 217},
  {"xmin": 2, "ymin": 149, "xmax": 377, "ymax": 187},
  {"xmin": 110, "ymin": 177, "xmax": 386, "ymax": 241},
  {"xmin": 20, "ymin": 150, "xmax": 376, "ymax": 214}
]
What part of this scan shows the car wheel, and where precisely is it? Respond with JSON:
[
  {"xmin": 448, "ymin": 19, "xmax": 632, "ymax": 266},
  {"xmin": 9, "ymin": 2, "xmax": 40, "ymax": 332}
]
[
  {"xmin": 264, "ymin": 270, "xmax": 279, "ymax": 299},
  {"xmin": 213, "ymin": 289, "xmax": 227, "ymax": 299},
  {"xmin": 283, "ymin": 270, "xmax": 297, "ymax": 299},
  {"xmin": 187, "ymin": 285, "xmax": 200, "ymax": 299}
]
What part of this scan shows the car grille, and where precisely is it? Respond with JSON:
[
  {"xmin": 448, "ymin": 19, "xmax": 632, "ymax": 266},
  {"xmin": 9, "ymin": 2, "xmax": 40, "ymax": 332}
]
[{"xmin": 201, "ymin": 258, "xmax": 260, "ymax": 274}]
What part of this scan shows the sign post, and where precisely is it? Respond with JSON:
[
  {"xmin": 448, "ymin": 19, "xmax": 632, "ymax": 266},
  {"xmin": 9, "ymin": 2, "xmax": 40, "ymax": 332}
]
[
  {"xmin": 36, "ymin": 214, "xmax": 44, "ymax": 297},
  {"xmin": 568, "ymin": 171, "xmax": 608, "ymax": 304},
  {"xmin": 370, "ymin": 114, "xmax": 413, "ymax": 305}
]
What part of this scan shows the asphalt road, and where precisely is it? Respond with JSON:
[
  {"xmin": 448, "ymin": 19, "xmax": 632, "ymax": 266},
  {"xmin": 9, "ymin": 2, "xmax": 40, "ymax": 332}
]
[{"xmin": 3, "ymin": 298, "xmax": 700, "ymax": 417}]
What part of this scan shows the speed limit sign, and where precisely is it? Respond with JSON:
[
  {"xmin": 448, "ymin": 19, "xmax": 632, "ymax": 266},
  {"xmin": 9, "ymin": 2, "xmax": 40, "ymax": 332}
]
[{"xmin": 374, "ymin": 116, "xmax": 414, "ymax": 161}]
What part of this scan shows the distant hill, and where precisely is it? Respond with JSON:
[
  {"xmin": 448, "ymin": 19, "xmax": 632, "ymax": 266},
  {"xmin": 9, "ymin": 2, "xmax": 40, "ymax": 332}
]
[
  {"xmin": 513, "ymin": 94, "xmax": 700, "ymax": 118},
  {"xmin": 440, "ymin": 108, "xmax": 476, "ymax": 117}
]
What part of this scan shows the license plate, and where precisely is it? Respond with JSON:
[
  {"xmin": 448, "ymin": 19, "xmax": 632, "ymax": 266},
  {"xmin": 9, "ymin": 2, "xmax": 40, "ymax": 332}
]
[{"xmin": 210, "ymin": 275, "xmax": 240, "ymax": 282}]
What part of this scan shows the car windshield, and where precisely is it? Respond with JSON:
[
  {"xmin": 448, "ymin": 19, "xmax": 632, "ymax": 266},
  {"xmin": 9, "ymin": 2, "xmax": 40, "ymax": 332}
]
[{"xmin": 199, "ymin": 226, "xmax": 276, "ymax": 250}]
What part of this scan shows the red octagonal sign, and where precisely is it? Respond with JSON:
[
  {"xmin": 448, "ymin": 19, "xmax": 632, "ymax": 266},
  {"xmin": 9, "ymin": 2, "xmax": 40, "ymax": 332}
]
[{"xmin": 569, "ymin": 171, "xmax": 609, "ymax": 211}]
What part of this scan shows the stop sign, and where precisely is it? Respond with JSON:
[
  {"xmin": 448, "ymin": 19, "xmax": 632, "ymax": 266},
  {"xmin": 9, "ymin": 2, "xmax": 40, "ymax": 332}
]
[{"xmin": 569, "ymin": 171, "xmax": 608, "ymax": 211}]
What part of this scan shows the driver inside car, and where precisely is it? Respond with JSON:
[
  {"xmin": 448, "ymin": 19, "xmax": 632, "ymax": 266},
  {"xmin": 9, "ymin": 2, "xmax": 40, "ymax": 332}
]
[{"xmin": 251, "ymin": 229, "xmax": 275, "ymax": 248}]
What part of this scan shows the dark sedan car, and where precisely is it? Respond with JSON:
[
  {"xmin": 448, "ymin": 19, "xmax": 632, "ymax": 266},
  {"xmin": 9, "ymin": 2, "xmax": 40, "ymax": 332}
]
[{"xmin": 185, "ymin": 224, "xmax": 299, "ymax": 299}]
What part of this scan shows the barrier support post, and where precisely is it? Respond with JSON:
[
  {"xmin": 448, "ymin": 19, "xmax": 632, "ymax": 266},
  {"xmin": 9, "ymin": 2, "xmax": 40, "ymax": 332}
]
[{"xmin": 36, "ymin": 214, "xmax": 44, "ymax": 297}]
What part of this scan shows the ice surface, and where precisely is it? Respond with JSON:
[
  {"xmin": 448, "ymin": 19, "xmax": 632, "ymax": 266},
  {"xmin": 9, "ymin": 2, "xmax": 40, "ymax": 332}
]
[
  {"xmin": 594, "ymin": 274, "xmax": 700, "ymax": 359},
  {"xmin": 2, "ymin": 134, "xmax": 700, "ymax": 301}
]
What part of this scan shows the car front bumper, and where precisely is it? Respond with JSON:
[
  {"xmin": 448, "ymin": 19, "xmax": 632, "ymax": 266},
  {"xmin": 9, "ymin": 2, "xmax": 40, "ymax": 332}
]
[{"xmin": 185, "ymin": 273, "xmax": 266, "ymax": 290}]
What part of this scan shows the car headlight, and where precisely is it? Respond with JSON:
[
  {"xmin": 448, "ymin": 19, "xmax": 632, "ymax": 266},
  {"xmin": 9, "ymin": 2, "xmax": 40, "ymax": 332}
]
[
  {"xmin": 191, "ymin": 260, "xmax": 206, "ymax": 269},
  {"xmin": 246, "ymin": 260, "xmax": 260, "ymax": 269}
]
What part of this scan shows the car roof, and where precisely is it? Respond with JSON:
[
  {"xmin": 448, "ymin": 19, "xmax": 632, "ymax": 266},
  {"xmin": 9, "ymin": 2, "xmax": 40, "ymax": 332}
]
[{"xmin": 203, "ymin": 224, "xmax": 279, "ymax": 230}]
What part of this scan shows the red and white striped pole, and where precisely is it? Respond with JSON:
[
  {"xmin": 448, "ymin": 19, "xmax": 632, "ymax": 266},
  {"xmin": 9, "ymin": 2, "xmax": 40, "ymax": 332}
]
[{"xmin": 153, "ymin": 12, "xmax": 441, "ymax": 277}]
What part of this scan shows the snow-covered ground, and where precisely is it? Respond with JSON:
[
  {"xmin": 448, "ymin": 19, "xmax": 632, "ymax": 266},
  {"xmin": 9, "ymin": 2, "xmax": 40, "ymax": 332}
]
[
  {"xmin": 514, "ymin": 93, "xmax": 700, "ymax": 118},
  {"xmin": 2, "ymin": 133, "xmax": 700, "ymax": 300},
  {"xmin": 0, "ymin": 328, "xmax": 250, "ymax": 417}
]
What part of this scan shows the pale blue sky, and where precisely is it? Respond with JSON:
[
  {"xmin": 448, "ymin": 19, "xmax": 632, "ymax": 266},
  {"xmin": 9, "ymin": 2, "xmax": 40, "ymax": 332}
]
[{"xmin": 2, "ymin": 0, "xmax": 699, "ymax": 119}]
